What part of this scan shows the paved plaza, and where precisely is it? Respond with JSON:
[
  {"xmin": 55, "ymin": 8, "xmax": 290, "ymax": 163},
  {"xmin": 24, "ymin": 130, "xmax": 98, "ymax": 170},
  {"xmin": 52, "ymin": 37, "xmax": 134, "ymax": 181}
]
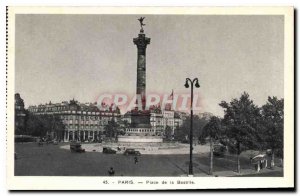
[{"xmin": 14, "ymin": 143, "xmax": 283, "ymax": 177}]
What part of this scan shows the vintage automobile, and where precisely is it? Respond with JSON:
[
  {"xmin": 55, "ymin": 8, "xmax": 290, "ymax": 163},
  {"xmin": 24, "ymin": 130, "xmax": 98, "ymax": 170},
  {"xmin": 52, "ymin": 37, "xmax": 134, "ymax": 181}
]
[
  {"xmin": 102, "ymin": 147, "xmax": 117, "ymax": 154},
  {"xmin": 213, "ymin": 144, "xmax": 227, "ymax": 157},
  {"xmin": 123, "ymin": 148, "xmax": 141, "ymax": 156},
  {"xmin": 70, "ymin": 142, "xmax": 85, "ymax": 153}
]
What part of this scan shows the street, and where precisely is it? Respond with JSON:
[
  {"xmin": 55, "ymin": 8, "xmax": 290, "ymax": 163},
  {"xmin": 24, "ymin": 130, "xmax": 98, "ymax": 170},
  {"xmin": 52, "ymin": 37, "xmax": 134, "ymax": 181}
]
[{"xmin": 14, "ymin": 143, "xmax": 283, "ymax": 177}]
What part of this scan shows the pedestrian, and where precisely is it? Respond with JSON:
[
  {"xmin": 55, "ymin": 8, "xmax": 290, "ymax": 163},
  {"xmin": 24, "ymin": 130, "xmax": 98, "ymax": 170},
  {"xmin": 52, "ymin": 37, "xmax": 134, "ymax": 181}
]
[
  {"xmin": 134, "ymin": 156, "xmax": 138, "ymax": 164},
  {"xmin": 108, "ymin": 167, "xmax": 115, "ymax": 176},
  {"xmin": 260, "ymin": 160, "xmax": 263, "ymax": 170}
]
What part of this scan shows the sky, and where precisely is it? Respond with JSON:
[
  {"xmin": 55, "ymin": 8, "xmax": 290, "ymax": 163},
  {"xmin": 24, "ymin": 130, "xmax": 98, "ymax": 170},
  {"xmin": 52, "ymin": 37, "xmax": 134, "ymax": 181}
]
[{"xmin": 15, "ymin": 14, "xmax": 284, "ymax": 116}]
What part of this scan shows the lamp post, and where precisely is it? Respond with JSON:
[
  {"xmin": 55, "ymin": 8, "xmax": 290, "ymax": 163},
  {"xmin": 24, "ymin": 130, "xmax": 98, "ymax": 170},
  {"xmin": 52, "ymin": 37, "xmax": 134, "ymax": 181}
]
[{"xmin": 184, "ymin": 78, "xmax": 200, "ymax": 176}]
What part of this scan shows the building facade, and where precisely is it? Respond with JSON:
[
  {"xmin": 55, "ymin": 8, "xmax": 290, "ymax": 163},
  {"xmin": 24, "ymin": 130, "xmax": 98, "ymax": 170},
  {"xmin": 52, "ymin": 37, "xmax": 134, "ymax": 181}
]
[
  {"xmin": 150, "ymin": 106, "xmax": 164, "ymax": 135},
  {"xmin": 28, "ymin": 99, "xmax": 121, "ymax": 142}
]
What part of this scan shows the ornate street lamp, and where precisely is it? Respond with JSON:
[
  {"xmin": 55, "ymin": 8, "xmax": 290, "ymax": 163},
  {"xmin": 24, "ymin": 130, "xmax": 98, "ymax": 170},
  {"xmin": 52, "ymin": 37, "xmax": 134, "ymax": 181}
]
[{"xmin": 184, "ymin": 78, "xmax": 200, "ymax": 176}]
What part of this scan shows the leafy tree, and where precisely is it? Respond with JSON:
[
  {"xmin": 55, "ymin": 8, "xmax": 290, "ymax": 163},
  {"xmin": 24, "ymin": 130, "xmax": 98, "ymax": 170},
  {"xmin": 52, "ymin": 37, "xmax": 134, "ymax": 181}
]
[
  {"xmin": 219, "ymin": 92, "xmax": 261, "ymax": 173},
  {"xmin": 174, "ymin": 124, "xmax": 189, "ymax": 142},
  {"xmin": 174, "ymin": 115, "xmax": 208, "ymax": 143},
  {"xmin": 51, "ymin": 115, "xmax": 65, "ymax": 141},
  {"xmin": 261, "ymin": 96, "xmax": 284, "ymax": 167},
  {"xmin": 123, "ymin": 120, "xmax": 130, "ymax": 128},
  {"xmin": 121, "ymin": 120, "xmax": 130, "ymax": 135},
  {"xmin": 104, "ymin": 119, "xmax": 120, "ymax": 141},
  {"xmin": 202, "ymin": 116, "xmax": 222, "ymax": 175},
  {"xmin": 26, "ymin": 113, "xmax": 47, "ymax": 137},
  {"xmin": 164, "ymin": 125, "xmax": 173, "ymax": 141},
  {"xmin": 26, "ymin": 113, "xmax": 65, "ymax": 140}
]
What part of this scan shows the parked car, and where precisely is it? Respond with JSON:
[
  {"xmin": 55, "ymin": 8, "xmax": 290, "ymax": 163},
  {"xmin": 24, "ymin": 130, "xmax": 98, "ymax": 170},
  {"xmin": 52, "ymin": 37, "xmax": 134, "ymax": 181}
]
[
  {"xmin": 70, "ymin": 142, "xmax": 85, "ymax": 153},
  {"xmin": 213, "ymin": 144, "xmax": 226, "ymax": 156},
  {"xmin": 103, "ymin": 147, "xmax": 117, "ymax": 154},
  {"xmin": 123, "ymin": 149, "xmax": 141, "ymax": 156}
]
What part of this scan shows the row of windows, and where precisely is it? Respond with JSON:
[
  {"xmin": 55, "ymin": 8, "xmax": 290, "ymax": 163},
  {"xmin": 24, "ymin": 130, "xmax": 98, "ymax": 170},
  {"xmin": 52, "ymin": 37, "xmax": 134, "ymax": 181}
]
[
  {"xmin": 60, "ymin": 115, "xmax": 101, "ymax": 120},
  {"xmin": 30, "ymin": 107, "xmax": 118, "ymax": 116},
  {"xmin": 60, "ymin": 115, "xmax": 117, "ymax": 120},
  {"xmin": 64, "ymin": 120, "xmax": 101, "ymax": 125},
  {"xmin": 29, "ymin": 107, "xmax": 66, "ymax": 112},
  {"xmin": 66, "ymin": 131, "xmax": 103, "ymax": 135},
  {"xmin": 66, "ymin": 125, "xmax": 101, "ymax": 129},
  {"xmin": 126, "ymin": 129, "xmax": 154, "ymax": 133}
]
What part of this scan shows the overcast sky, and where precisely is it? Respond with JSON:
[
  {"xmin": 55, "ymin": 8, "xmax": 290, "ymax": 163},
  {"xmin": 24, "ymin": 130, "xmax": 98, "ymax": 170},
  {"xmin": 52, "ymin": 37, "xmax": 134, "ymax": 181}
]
[{"xmin": 15, "ymin": 14, "xmax": 284, "ymax": 116}]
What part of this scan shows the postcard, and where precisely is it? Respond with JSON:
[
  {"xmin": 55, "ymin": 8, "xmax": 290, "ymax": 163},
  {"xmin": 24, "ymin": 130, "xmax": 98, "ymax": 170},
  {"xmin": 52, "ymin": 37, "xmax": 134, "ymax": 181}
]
[{"xmin": 6, "ymin": 6, "xmax": 294, "ymax": 190}]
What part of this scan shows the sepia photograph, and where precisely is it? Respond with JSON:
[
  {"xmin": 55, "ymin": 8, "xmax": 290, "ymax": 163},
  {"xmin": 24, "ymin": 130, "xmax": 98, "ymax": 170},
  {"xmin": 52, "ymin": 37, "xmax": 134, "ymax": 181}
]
[{"xmin": 6, "ymin": 7, "xmax": 294, "ymax": 190}]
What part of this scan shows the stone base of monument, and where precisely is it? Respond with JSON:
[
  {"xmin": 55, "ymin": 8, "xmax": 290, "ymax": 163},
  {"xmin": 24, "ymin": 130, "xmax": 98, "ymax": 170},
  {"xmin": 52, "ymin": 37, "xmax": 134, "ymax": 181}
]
[
  {"xmin": 118, "ymin": 135, "xmax": 163, "ymax": 143},
  {"xmin": 123, "ymin": 127, "xmax": 163, "ymax": 143}
]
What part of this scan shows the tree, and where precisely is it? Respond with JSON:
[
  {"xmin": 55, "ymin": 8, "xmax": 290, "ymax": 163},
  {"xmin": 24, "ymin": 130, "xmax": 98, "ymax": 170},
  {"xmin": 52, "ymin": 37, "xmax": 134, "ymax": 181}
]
[
  {"xmin": 164, "ymin": 126, "xmax": 173, "ymax": 141},
  {"xmin": 174, "ymin": 115, "xmax": 208, "ymax": 142},
  {"xmin": 26, "ymin": 113, "xmax": 65, "ymax": 140},
  {"xmin": 121, "ymin": 120, "xmax": 130, "ymax": 135},
  {"xmin": 26, "ymin": 113, "xmax": 48, "ymax": 137},
  {"xmin": 104, "ymin": 119, "xmax": 120, "ymax": 141},
  {"xmin": 51, "ymin": 115, "xmax": 65, "ymax": 141},
  {"xmin": 202, "ymin": 116, "xmax": 222, "ymax": 175},
  {"xmin": 261, "ymin": 96, "xmax": 284, "ymax": 167},
  {"xmin": 219, "ymin": 92, "xmax": 261, "ymax": 173}
]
